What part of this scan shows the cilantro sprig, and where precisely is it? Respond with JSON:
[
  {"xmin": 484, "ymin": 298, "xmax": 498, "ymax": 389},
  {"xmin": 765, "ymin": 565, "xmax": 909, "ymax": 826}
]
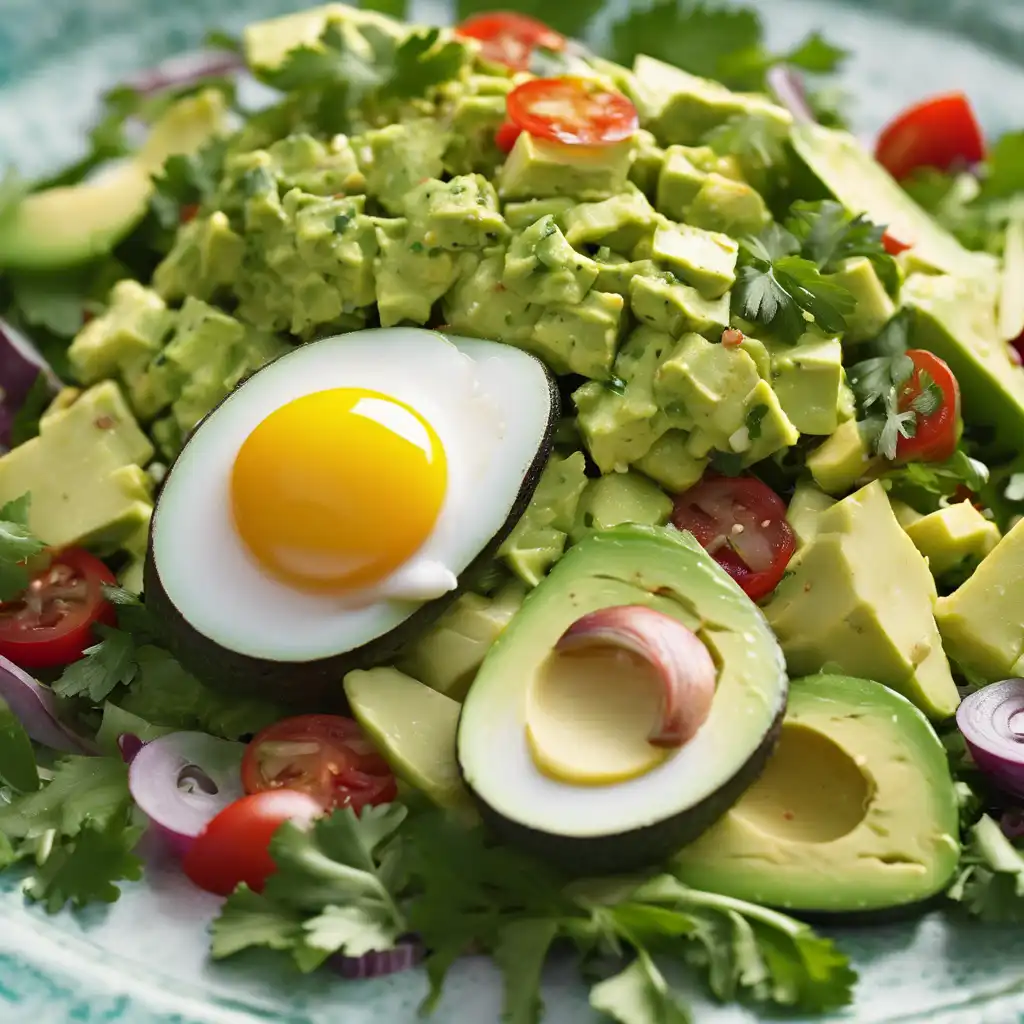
[
  {"xmin": 0, "ymin": 494, "xmax": 46, "ymax": 602},
  {"xmin": 948, "ymin": 815, "xmax": 1024, "ymax": 924},
  {"xmin": 212, "ymin": 802, "xmax": 857, "ymax": 1020}
]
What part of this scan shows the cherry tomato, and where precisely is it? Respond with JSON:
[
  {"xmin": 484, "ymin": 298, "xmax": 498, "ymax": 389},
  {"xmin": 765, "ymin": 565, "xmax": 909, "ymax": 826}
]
[
  {"xmin": 0, "ymin": 549, "xmax": 116, "ymax": 669},
  {"xmin": 506, "ymin": 77, "xmax": 639, "ymax": 147},
  {"xmin": 875, "ymin": 93, "xmax": 985, "ymax": 181},
  {"xmin": 671, "ymin": 476, "xmax": 796, "ymax": 602},
  {"xmin": 242, "ymin": 714, "xmax": 397, "ymax": 813},
  {"xmin": 454, "ymin": 12, "xmax": 564, "ymax": 72},
  {"xmin": 894, "ymin": 349, "xmax": 961, "ymax": 463},
  {"xmin": 495, "ymin": 120, "xmax": 523, "ymax": 153},
  {"xmin": 882, "ymin": 230, "xmax": 911, "ymax": 256},
  {"xmin": 183, "ymin": 790, "xmax": 323, "ymax": 896},
  {"xmin": 179, "ymin": 203, "xmax": 199, "ymax": 224}
]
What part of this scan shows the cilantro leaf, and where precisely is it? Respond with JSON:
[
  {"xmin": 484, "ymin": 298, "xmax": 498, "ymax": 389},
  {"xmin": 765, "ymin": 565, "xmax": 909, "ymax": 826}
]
[
  {"xmin": 910, "ymin": 370, "xmax": 943, "ymax": 417},
  {"xmin": 948, "ymin": 814, "xmax": 1024, "ymax": 923},
  {"xmin": 703, "ymin": 113, "xmax": 790, "ymax": 191},
  {"xmin": 52, "ymin": 625, "xmax": 139, "ymax": 703},
  {"xmin": 211, "ymin": 885, "xmax": 305, "ymax": 959},
  {"xmin": 10, "ymin": 373, "xmax": 56, "ymax": 447},
  {"xmin": 976, "ymin": 130, "xmax": 1024, "ymax": 203},
  {"xmin": 0, "ymin": 698, "xmax": 39, "ymax": 794},
  {"xmin": 493, "ymin": 919, "xmax": 560, "ymax": 1024},
  {"xmin": 745, "ymin": 403, "xmax": 769, "ymax": 440},
  {"xmin": 301, "ymin": 902, "xmax": 403, "ymax": 968},
  {"xmin": 0, "ymin": 494, "xmax": 46, "ymax": 601},
  {"xmin": 149, "ymin": 138, "xmax": 227, "ymax": 230},
  {"xmin": 203, "ymin": 28, "xmax": 243, "ymax": 54},
  {"xmin": 849, "ymin": 353, "xmax": 920, "ymax": 460},
  {"xmin": 378, "ymin": 28, "xmax": 468, "ymax": 101},
  {"xmin": 590, "ymin": 952, "xmax": 693, "ymax": 1024},
  {"xmin": 784, "ymin": 32, "xmax": 847, "ymax": 74}
]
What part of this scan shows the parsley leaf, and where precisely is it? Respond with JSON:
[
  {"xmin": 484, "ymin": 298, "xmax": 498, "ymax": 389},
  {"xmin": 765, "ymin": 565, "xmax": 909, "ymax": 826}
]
[
  {"xmin": 0, "ymin": 698, "xmax": 39, "ymax": 794},
  {"xmin": 910, "ymin": 370, "xmax": 943, "ymax": 417},
  {"xmin": 948, "ymin": 814, "xmax": 1024, "ymax": 923},
  {"xmin": 203, "ymin": 28, "xmax": 243, "ymax": 54},
  {"xmin": 493, "ymin": 919, "xmax": 561, "ymax": 1024},
  {"xmin": 52, "ymin": 625, "xmax": 139, "ymax": 703},
  {"xmin": 976, "ymin": 130, "xmax": 1024, "ymax": 203},
  {"xmin": 703, "ymin": 113, "xmax": 790, "ymax": 190},
  {"xmin": 745, "ymin": 403, "xmax": 769, "ymax": 440},
  {"xmin": 590, "ymin": 951, "xmax": 693, "ymax": 1024},
  {"xmin": 784, "ymin": 32, "xmax": 847, "ymax": 74},
  {"xmin": 379, "ymin": 28, "xmax": 468, "ymax": 101},
  {"xmin": 211, "ymin": 885, "xmax": 304, "ymax": 959},
  {"xmin": 849, "ymin": 353, "xmax": 919, "ymax": 460},
  {"xmin": 149, "ymin": 138, "xmax": 228, "ymax": 230},
  {"xmin": 0, "ymin": 494, "xmax": 46, "ymax": 602}
]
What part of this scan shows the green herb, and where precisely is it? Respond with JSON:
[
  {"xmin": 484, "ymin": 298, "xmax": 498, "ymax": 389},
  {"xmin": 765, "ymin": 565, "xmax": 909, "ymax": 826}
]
[
  {"xmin": 0, "ymin": 167, "xmax": 27, "ymax": 220},
  {"xmin": 0, "ymin": 700, "xmax": 39, "ymax": 794},
  {"xmin": 410, "ymin": 240, "xmax": 425, "ymax": 253},
  {"xmin": 0, "ymin": 494, "xmax": 46, "ymax": 601},
  {"xmin": 9, "ymin": 373, "xmax": 54, "ymax": 447},
  {"xmin": 203, "ymin": 28, "xmax": 243, "ymax": 54},
  {"xmin": 910, "ymin": 370, "xmax": 943, "ymax": 417},
  {"xmin": 709, "ymin": 450, "xmax": 745, "ymax": 476},
  {"xmin": 975, "ymin": 130, "xmax": 1024, "ymax": 203},
  {"xmin": 847, "ymin": 353, "xmax": 916, "ymax": 461},
  {"xmin": 733, "ymin": 224, "xmax": 856, "ymax": 341},
  {"xmin": 1005, "ymin": 472, "xmax": 1024, "ymax": 503},
  {"xmin": 603, "ymin": 375, "xmax": 628, "ymax": 397},
  {"xmin": 52, "ymin": 625, "xmax": 140, "ymax": 703},
  {"xmin": 745, "ymin": 403, "xmax": 769, "ymax": 440},
  {"xmin": 948, "ymin": 815, "xmax": 1024, "ymax": 923},
  {"xmin": 151, "ymin": 138, "xmax": 229, "ymax": 228},
  {"xmin": 880, "ymin": 450, "xmax": 989, "ymax": 513},
  {"xmin": 703, "ymin": 113, "xmax": 790, "ymax": 189},
  {"xmin": 333, "ymin": 212, "xmax": 353, "ymax": 233}
]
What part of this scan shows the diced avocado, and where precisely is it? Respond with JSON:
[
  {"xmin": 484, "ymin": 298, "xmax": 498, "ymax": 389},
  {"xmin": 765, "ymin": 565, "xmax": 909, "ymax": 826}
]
[
  {"xmin": 629, "ymin": 129, "xmax": 665, "ymax": 198},
  {"xmin": 890, "ymin": 499, "xmax": 924, "ymax": 530},
  {"xmin": 903, "ymin": 502, "xmax": 1000, "ymax": 578},
  {"xmin": 458, "ymin": 525, "xmax": 788, "ymax": 871},
  {"xmin": 529, "ymin": 290, "xmax": 624, "ymax": 379},
  {"xmin": 153, "ymin": 212, "xmax": 245, "ymax": 302},
  {"xmin": 398, "ymin": 581, "xmax": 525, "ymax": 701},
  {"xmin": 766, "ymin": 333, "xmax": 843, "ymax": 435},
  {"xmin": 655, "ymin": 146, "xmax": 707, "ymax": 220},
  {"xmin": 790, "ymin": 123, "xmax": 996, "ymax": 280},
  {"xmin": 498, "ymin": 451, "xmax": 588, "ymax": 586},
  {"xmin": 503, "ymin": 216, "xmax": 599, "ymax": 306},
  {"xmin": 764, "ymin": 481, "xmax": 959, "ymax": 722},
  {"xmin": 673, "ymin": 673, "xmax": 960, "ymax": 913},
  {"xmin": 733, "ymin": 379, "xmax": 801, "ymax": 465},
  {"xmin": 828, "ymin": 257, "xmax": 897, "ymax": 344},
  {"xmin": 573, "ymin": 327, "xmax": 675, "ymax": 473},
  {"xmin": 787, "ymin": 482, "xmax": 837, "ymax": 549},
  {"xmin": 904, "ymin": 272, "xmax": 1024, "ymax": 454},
  {"xmin": 629, "ymin": 272, "xmax": 730, "ymax": 339},
  {"xmin": 570, "ymin": 471, "xmax": 672, "ymax": 543},
  {"xmin": 444, "ymin": 93, "xmax": 507, "ymax": 177},
  {"xmin": 686, "ymin": 173, "xmax": 771, "ymax": 237},
  {"xmin": 353, "ymin": 120, "xmax": 449, "ymax": 215},
  {"xmin": 502, "ymin": 197, "xmax": 575, "ymax": 231},
  {"xmin": 266, "ymin": 132, "xmax": 366, "ymax": 196},
  {"xmin": 592, "ymin": 251, "xmax": 659, "ymax": 297},
  {"xmin": 807, "ymin": 419, "xmax": 876, "ymax": 495},
  {"xmin": 344, "ymin": 667, "xmax": 470, "ymax": 810},
  {"xmin": 562, "ymin": 187, "xmax": 657, "ymax": 255},
  {"xmin": 68, "ymin": 281, "xmax": 173, "ymax": 386},
  {"xmin": 0, "ymin": 90, "xmax": 226, "ymax": 271},
  {"xmin": 935, "ymin": 518, "xmax": 1024, "ymax": 681},
  {"xmin": 443, "ymin": 251, "xmax": 541, "ymax": 344},
  {"xmin": 632, "ymin": 55, "xmax": 792, "ymax": 146},
  {"xmin": 374, "ymin": 219, "xmax": 458, "ymax": 327},
  {"xmin": 498, "ymin": 131, "xmax": 634, "ymax": 201},
  {"xmin": 0, "ymin": 381, "xmax": 153, "ymax": 554},
  {"xmin": 634, "ymin": 430, "xmax": 708, "ymax": 492},
  {"xmin": 650, "ymin": 223, "xmax": 737, "ymax": 299},
  {"xmin": 404, "ymin": 174, "xmax": 508, "ymax": 251}
]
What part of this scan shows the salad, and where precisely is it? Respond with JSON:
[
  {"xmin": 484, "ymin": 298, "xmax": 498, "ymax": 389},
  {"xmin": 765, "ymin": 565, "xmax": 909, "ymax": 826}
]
[{"xmin": 0, "ymin": 1, "xmax": 1023, "ymax": 1020}]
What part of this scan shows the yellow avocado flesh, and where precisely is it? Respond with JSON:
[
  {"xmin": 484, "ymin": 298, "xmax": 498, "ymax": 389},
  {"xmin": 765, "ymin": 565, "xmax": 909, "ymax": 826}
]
[
  {"xmin": 673, "ymin": 674, "xmax": 960, "ymax": 913},
  {"xmin": 526, "ymin": 646, "xmax": 668, "ymax": 785}
]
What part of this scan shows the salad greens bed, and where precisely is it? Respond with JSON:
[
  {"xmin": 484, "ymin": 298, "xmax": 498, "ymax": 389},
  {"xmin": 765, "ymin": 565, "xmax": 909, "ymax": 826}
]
[{"xmin": 1, "ymin": 1, "xmax": 1024, "ymax": 1022}]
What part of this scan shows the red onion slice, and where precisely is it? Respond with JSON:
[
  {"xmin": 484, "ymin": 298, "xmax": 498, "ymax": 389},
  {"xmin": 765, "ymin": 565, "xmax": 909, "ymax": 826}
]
[
  {"xmin": 128, "ymin": 731, "xmax": 245, "ymax": 858},
  {"xmin": 118, "ymin": 733, "xmax": 144, "ymax": 765},
  {"xmin": 556, "ymin": 606, "xmax": 717, "ymax": 748},
  {"xmin": 0, "ymin": 320, "xmax": 60, "ymax": 450},
  {"xmin": 767, "ymin": 65, "xmax": 816, "ymax": 125},
  {"xmin": 332, "ymin": 938, "xmax": 424, "ymax": 980},
  {"xmin": 957, "ymin": 679, "xmax": 1024, "ymax": 798},
  {"xmin": 0, "ymin": 655, "xmax": 96, "ymax": 754},
  {"xmin": 127, "ymin": 51, "xmax": 245, "ymax": 96}
]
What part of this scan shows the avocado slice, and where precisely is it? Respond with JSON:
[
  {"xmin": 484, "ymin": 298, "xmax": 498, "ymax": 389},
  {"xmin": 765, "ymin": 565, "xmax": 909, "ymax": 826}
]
[
  {"xmin": 790, "ymin": 123, "xmax": 996, "ymax": 281},
  {"xmin": 0, "ymin": 91, "xmax": 226, "ymax": 271},
  {"xmin": 457, "ymin": 525, "xmax": 787, "ymax": 873},
  {"xmin": 672, "ymin": 673, "xmax": 960, "ymax": 914}
]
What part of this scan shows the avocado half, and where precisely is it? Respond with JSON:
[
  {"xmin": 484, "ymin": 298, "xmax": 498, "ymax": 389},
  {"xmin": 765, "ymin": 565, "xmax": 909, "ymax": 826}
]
[
  {"xmin": 457, "ymin": 525, "xmax": 788, "ymax": 875},
  {"xmin": 672, "ymin": 673, "xmax": 961, "ymax": 915},
  {"xmin": 143, "ymin": 333, "xmax": 560, "ymax": 707}
]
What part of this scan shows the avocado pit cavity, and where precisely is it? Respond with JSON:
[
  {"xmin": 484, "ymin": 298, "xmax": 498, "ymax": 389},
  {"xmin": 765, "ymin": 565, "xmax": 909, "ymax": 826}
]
[{"xmin": 525, "ymin": 605, "xmax": 716, "ymax": 786}]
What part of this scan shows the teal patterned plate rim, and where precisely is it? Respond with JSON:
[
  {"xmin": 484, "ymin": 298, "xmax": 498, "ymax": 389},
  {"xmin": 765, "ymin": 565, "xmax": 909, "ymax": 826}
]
[{"xmin": 3, "ymin": 1, "xmax": 1024, "ymax": 1021}]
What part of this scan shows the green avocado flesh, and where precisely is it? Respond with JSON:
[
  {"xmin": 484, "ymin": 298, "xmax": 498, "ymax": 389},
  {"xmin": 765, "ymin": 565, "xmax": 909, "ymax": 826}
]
[
  {"xmin": 673, "ymin": 673, "xmax": 960, "ymax": 913},
  {"xmin": 457, "ymin": 524, "xmax": 788, "ymax": 874}
]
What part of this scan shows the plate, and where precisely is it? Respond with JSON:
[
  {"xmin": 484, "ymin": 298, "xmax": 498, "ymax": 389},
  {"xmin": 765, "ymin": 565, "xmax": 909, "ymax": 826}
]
[{"xmin": 2, "ymin": 1, "xmax": 1024, "ymax": 1021}]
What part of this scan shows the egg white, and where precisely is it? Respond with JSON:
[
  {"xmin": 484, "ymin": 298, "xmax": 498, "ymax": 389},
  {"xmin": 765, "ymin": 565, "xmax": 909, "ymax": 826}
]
[{"xmin": 150, "ymin": 328, "xmax": 553, "ymax": 661}]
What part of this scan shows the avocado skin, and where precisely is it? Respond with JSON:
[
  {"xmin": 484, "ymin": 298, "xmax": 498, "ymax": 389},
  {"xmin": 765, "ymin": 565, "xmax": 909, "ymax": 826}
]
[
  {"xmin": 466, "ymin": 701, "xmax": 785, "ymax": 876},
  {"xmin": 142, "ymin": 356, "xmax": 561, "ymax": 709}
]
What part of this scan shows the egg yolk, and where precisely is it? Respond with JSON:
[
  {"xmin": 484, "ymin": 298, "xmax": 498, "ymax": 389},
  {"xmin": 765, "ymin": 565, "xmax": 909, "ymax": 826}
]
[{"xmin": 231, "ymin": 388, "xmax": 447, "ymax": 593}]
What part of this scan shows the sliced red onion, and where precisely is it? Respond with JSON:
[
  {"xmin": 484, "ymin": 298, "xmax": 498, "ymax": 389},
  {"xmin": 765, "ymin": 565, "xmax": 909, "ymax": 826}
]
[
  {"xmin": 767, "ymin": 65, "xmax": 816, "ymax": 125},
  {"xmin": 117, "ymin": 733, "xmax": 144, "ymax": 765},
  {"xmin": 1001, "ymin": 808, "xmax": 1024, "ymax": 841},
  {"xmin": 127, "ymin": 51, "xmax": 244, "ymax": 96},
  {"xmin": 128, "ymin": 731, "xmax": 245, "ymax": 858},
  {"xmin": 957, "ymin": 679, "xmax": 1024, "ymax": 798},
  {"xmin": 555, "ymin": 606, "xmax": 717, "ymax": 748},
  {"xmin": 332, "ymin": 938, "xmax": 424, "ymax": 980},
  {"xmin": 0, "ymin": 655, "xmax": 96, "ymax": 754},
  {"xmin": 0, "ymin": 320, "xmax": 60, "ymax": 450}
]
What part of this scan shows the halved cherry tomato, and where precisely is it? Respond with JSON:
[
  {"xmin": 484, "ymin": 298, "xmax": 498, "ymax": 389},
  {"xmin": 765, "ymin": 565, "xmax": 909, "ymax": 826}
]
[
  {"xmin": 894, "ymin": 349, "xmax": 961, "ymax": 463},
  {"xmin": 506, "ymin": 77, "xmax": 639, "ymax": 147},
  {"xmin": 0, "ymin": 549, "xmax": 116, "ymax": 669},
  {"xmin": 671, "ymin": 476, "xmax": 796, "ymax": 602},
  {"xmin": 454, "ymin": 12, "xmax": 565, "ymax": 72},
  {"xmin": 875, "ymin": 92, "xmax": 985, "ymax": 181},
  {"xmin": 882, "ymin": 230, "xmax": 911, "ymax": 256},
  {"xmin": 495, "ymin": 120, "xmax": 523, "ymax": 153},
  {"xmin": 183, "ymin": 790, "xmax": 323, "ymax": 896},
  {"xmin": 242, "ymin": 714, "xmax": 397, "ymax": 813}
]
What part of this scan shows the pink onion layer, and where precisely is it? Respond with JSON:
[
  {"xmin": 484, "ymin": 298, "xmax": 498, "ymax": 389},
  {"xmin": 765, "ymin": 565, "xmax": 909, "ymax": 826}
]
[
  {"xmin": 0, "ymin": 655, "xmax": 96, "ymax": 754},
  {"xmin": 332, "ymin": 939, "xmax": 424, "ymax": 980},
  {"xmin": 957, "ymin": 679, "xmax": 1024, "ymax": 799}
]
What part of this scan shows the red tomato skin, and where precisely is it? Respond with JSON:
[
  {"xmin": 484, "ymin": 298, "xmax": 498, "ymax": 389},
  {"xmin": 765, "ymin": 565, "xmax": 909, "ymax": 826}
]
[
  {"xmin": 242, "ymin": 714, "xmax": 398, "ymax": 813},
  {"xmin": 506, "ymin": 77, "xmax": 639, "ymax": 147},
  {"xmin": 671, "ymin": 476, "xmax": 796, "ymax": 602},
  {"xmin": 875, "ymin": 92, "xmax": 985, "ymax": 180},
  {"xmin": 882, "ymin": 231, "xmax": 911, "ymax": 256},
  {"xmin": 495, "ymin": 121, "xmax": 523, "ymax": 153},
  {"xmin": 183, "ymin": 790, "xmax": 323, "ymax": 896},
  {"xmin": 454, "ymin": 12, "xmax": 564, "ymax": 72},
  {"xmin": 894, "ymin": 349, "xmax": 961, "ymax": 464},
  {"xmin": 0, "ymin": 549, "xmax": 117, "ymax": 669}
]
